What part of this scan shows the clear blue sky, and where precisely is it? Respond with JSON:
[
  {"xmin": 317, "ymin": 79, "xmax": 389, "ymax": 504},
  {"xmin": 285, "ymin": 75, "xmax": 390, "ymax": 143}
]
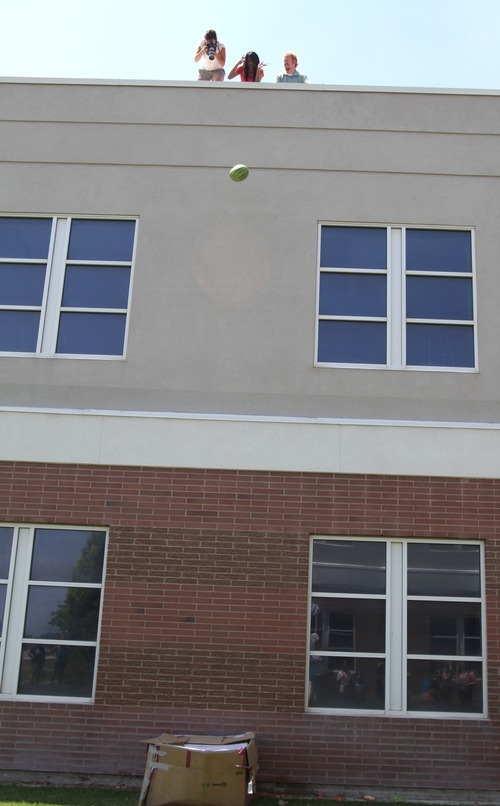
[{"xmin": 2, "ymin": 0, "xmax": 500, "ymax": 89}]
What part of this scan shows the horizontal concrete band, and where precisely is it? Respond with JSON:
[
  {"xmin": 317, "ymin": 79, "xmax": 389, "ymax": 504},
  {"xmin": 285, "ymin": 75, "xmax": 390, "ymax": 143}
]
[{"xmin": 0, "ymin": 408, "xmax": 499, "ymax": 478}]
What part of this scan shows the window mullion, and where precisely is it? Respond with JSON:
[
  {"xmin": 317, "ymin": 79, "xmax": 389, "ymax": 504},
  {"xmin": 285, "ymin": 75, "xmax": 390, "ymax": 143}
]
[
  {"xmin": 389, "ymin": 227, "xmax": 403, "ymax": 368},
  {"xmin": 471, "ymin": 228, "xmax": 479, "ymax": 370},
  {"xmin": 1, "ymin": 527, "xmax": 32, "ymax": 694},
  {"xmin": 39, "ymin": 217, "xmax": 70, "ymax": 355},
  {"xmin": 388, "ymin": 540, "xmax": 404, "ymax": 712}
]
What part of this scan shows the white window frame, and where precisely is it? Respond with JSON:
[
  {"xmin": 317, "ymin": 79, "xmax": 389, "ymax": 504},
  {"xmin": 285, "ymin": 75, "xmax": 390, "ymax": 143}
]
[
  {"xmin": 307, "ymin": 536, "xmax": 487, "ymax": 719},
  {"xmin": 0, "ymin": 214, "xmax": 138, "ymax": 359},
  {"xmin": 0, "ymin": 524, "xmax": 108, "ymax": 704},
  {"xmin": 315, "ymin": 223, "xmax": 478, "ymax": 372}
]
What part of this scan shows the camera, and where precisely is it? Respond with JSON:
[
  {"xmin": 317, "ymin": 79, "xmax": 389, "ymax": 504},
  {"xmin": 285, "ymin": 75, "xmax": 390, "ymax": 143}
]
[{"xmin": 206, "ymin": 39, "xmax": 217, "ymax": 60}]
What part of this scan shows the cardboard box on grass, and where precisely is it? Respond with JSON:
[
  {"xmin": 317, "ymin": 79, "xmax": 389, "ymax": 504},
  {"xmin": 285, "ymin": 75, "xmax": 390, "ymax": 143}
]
[{"xmin": 138, "ymin": 732, "xmax": 258, "ymax": 806}]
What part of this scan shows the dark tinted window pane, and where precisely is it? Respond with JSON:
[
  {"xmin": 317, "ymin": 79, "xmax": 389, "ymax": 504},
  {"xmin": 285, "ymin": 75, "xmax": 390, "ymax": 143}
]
[
  {"xmin": 62, "ymin": 265, "xmax": 131, "ymax": 309},
  {"xmin": 24, "ymin": 586, "xmax": 100, "ymax": 641},
  {"xmin": 318, "ymin": 320, "xmax": 386, "ymax": 364},
  {"xmin": 309, "ymin": 656, "xmax": 385, "ymax": 710},
  {"xmin": 0, "ymin": 263, "xmax": 47, "ymax": 306},
  {"xmin": 407, "ymin": 277, "xmax": 473, "ymax": 320},
  {"xmin": 56, "ymin": 312, "xmax": 126, "ymax": 355},
  {"xmin": 319, "ymin": 273, "xmax": 387, "ymax": 316},
  {"xmin": 407, "ymin": 660, "xmax": 482, "ymax": 714},
  {"xmin": 0, "ymin": 218, "xmax": 52, "ymax": 259},
  {"xmin": 0, "ymin": 310, "xmax": 40, "ymax": 351},
  {"xmin": 407, "ymin": 544, "xmax": 481, "ymax": 597},
  {"xmin": 312, "ymin": 596, "xmax": 385, "ymax": 652},
  {"xmin": 406, "ymin": 230, "xmax": 472, "ymax": 272},
  {"xmin": 312, "ymin": 540, "xmax": 386, "ymax": 594},
  {"xmin": 68, "ymin": 219, "xmax": 135, "ymax": 261},
  {"xmin": 321, "ymin": 227, "xmax": 386, "ymax": 269},
  {"xmin": 407, "ymin": 601, "xmax": 482, "ymax": 655},
  {"xmin": 406, "ymin": 323, "xmax": 474, "ymax": 367},
  {"xmin": 0, "ymin": 527, "xmax": 14, "ymax": 578},
  {"xmin": 18, "ymin": 643, "xmax": 96, "ymax": 697},
  {"xmin": 31, "ymin": 529, "xmax": 105, "ymax": 583}
]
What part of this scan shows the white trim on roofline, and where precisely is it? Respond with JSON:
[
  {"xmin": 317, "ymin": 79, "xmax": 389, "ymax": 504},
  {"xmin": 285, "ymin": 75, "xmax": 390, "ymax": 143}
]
[{"xmin": 1, "ymin": 77, "xmax": 500, "ymax": 96}]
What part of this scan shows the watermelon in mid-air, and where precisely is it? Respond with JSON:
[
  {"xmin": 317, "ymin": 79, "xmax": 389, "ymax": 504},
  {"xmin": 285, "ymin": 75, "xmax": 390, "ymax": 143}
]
[{"xmin": 229, "ymin": 164, "xmax": 249, "ymax": 182}]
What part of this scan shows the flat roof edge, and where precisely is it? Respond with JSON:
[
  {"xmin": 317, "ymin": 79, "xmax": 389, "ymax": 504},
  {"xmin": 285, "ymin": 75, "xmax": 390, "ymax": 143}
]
[{"xmin": 1, "ymin": 76, "xmax": 500, "ymax": 96}]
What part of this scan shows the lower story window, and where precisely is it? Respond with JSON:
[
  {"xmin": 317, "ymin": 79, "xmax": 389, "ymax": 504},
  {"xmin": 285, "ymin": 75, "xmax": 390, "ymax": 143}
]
[
  {"xmin": 309, "ymin": 537, "xmax": 485, "ymax": 716},
  {"xmin": 0, "ymin": 525, "xmax": 107, "ymax": 701}
]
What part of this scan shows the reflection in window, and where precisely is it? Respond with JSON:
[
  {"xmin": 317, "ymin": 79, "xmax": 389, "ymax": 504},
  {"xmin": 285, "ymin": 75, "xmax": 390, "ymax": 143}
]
[
  {"xmin": 309, "ymin": 538, "xmax": 484, "ymax": 717},
  {"xmin": 30, "ymin": 529, "xmax": 105, "ymax": 582},
  {"xmin": 407, "ymin": 660, "xmax": 483, "ymax": 714},
  {"xmin": 24, "ymin": 587, "xmax": 101, "ymax": 641},
  {"xmin": 310, "ymin": 539, "xmax": 387, "ymax": 711},
  {"xmin": 407, "ymin": 543, "xmax": 481, "ymax": 597},
  {"xmin": 0, "ymin": 525, "xmax": 106, "ymax": 702},
  {"xmin": 17, "ymin": 644, "xmax": 96, "ymax": 698},
  {"xmin": 407, "ymin": 601, "xmax": 482, "ymax": 656},
  {"xmin": 406, "ymin": 543, "xmax": 483, "ymax": 715},
  {"xmin": 312, "ymin": 540, "xmax": 386, "ymax": 595}
]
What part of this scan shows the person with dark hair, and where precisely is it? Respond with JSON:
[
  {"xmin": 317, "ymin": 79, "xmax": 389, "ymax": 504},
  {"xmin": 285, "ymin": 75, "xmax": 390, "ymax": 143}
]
[
  {"xmin": 228, "ymin": 51, "xmax": 266, "ymax": 83},
  {"xmin": 194, "ymin": 29, "xmax": 226, "ymax": 81}
]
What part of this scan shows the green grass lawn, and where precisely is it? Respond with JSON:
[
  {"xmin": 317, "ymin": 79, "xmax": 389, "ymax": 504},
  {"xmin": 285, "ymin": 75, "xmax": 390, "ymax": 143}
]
[
  {"xmin": 0, "ymin": 785, "xmax": 456, "ymax": 806},
  {"xmin": 0, "ymin": 786, "xmax": 138, "ymax": 806}
]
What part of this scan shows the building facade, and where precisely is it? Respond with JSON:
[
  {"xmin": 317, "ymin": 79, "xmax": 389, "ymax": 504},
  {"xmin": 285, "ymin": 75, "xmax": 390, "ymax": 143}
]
[{"xmin": 0, "ymin": 77, "xmax": 500, "ymax": 794}]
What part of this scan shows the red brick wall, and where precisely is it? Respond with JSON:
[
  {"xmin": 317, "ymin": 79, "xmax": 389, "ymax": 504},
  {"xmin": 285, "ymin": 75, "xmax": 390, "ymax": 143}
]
[{"xmin": 0, "ymin": 462, "xmax": 499, "ymax": 791}]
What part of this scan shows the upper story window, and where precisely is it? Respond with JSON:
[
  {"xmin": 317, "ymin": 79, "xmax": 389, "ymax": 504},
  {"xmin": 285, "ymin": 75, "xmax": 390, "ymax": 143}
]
[
  {"xmin": 308, "ymin": 537, "xmax": 485, "ymax": 717},
  {"xmin": 316, "ymin": 225, "xmax": 476, "ymax": 371},
  {"xmin": 0, "ymin": 524, "xmax": 107, "ymax": 702},
  {"xmin": 0, "ymin": 216, "xmax": 137, "ymax": 358}
]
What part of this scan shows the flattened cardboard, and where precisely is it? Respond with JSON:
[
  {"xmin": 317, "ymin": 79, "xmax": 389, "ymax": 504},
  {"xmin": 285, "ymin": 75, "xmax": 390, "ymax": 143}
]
[{"xmin": 139, "ymin": 732, "xmax": 258, "ymax": 806}]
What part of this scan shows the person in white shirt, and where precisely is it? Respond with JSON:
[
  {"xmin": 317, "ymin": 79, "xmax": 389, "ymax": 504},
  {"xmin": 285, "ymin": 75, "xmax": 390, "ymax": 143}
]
[{"xmin": 194, "ymin": 29, "xmax": 226, "ymax": 81}]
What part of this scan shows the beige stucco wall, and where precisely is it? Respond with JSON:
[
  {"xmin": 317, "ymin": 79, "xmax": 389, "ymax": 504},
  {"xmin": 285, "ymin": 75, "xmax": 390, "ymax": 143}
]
[{"xmin": 1, "ymin": 78, "xmax": 500, "ymax": 424}]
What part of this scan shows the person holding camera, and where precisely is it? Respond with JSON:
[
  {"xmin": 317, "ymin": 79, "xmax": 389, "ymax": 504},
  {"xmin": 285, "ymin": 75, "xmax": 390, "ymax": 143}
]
[{"xmin": 195, "ymin": 29, "xmax": 226, "ymax": 81}]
